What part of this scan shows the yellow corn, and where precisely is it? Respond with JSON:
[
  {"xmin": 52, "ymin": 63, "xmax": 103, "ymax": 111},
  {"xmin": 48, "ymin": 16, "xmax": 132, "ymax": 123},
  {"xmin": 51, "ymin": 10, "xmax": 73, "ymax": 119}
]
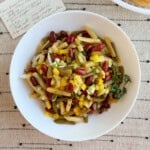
[
  {"xmin": 57, "ymin": 49, "xmax": 68, "ymax": 55},
  {"xmin": 73, "ymin": 107, "xmax": 80, "ymax": 116},
  {"xmin": 98, "ymin": 84, "xmax": 104, "ymax": 92},
  {"xmin": 81, "ymin": 83, "xmax": 86, "ymax": 90},
  {"xmin": 73, "ymin": 75, "xmax": 83, "ymax": 86},
  {"xmin": 79, "ymin": 95, "xmax": 85, "ymax": 108},
  {"xmin": 90, "ymin": 54, "xmax": 100, "ymax": 62},
  {"xmin": 98, "ymin": 78, "xmax": 103, "ymax": 85},
  {"xmin": 79, "ymin": 100, "xmax": 85, "ymax": 108},
  {"xmin": 60, "ymin": 78, "xmax": 67, "ymax": 87},
  {"xmin": 79, "ymin": 95, "xmax": 85, "ymax": 101},
  {"xmin": 97, "ymin": 78, "xmax": 105, "ymax": 94},
  {"xmin": 53, "ymin": 68, "xmax": 60, "ymax": 76}
]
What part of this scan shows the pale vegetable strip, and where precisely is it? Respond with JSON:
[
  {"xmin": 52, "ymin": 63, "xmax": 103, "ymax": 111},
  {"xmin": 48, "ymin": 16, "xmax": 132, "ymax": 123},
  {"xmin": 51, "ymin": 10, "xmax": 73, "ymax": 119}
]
[
  {"xmin": 41, "ymin": 40, "xmax": 50, "ymax": 49},
  {"xmin": 66, "ymin": 99, "xmax": 72, "ymax": 112},
  {"xmin": 58, "ymin": 42, "xmax": 68, "ymax": 49},
  {"xmin": 47, "ymin": 87, "xmax": 71, "ymax": 97},
  {"xmin": 104, "ymin": 37, "xmax": 116, "ymax": 57},
  {"xmin": 85, "ymin": 25, "xmax": 98, "ymax": 39},
  {"xmin": 32, "ymin": 72, "xmax": 46, "ymax": 89},
  {"xmin": 77, "ymin": 36, "xmax": 101, "ymax": 43},
  {"xmin": 26, "ymin": 77, "xmax": 46, "ymax": 98}
]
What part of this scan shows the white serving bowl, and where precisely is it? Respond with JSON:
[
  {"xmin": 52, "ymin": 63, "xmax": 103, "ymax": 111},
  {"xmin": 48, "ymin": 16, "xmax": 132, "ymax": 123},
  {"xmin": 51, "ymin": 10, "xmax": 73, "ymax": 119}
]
[
  {"xmin": 112, "ymin": 0, "xmax": 150, "ymax": 15},
  {"xmin": 10, "ymin": 11, "xmax": 141, "ymax": 141}
]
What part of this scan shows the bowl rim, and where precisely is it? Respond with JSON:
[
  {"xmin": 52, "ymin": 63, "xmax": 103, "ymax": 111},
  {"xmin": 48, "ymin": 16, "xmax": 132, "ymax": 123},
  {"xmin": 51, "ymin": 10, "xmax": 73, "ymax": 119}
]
[
  {"xmin": 9, "ymin": 10, "xmax": 141, "ymax": 141},
  {"xmin": 112, "ymin": 0, "xmax": 150, "ymax": 15}
]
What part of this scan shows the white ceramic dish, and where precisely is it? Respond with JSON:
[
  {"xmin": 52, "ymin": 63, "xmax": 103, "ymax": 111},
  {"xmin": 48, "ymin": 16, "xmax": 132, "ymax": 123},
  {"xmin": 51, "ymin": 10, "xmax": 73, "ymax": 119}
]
[
  {"xmin": 10, "ymin": 11, "xmax": 141, "ymax": 141},
  {"xmin": 112, "ymin": 0, "xmax": 150, "ymax": 15}
]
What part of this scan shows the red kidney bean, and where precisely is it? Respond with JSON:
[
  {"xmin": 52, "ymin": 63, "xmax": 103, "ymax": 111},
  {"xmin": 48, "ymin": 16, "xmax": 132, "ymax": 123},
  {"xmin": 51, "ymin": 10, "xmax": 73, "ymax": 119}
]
[
  {"xmin": 54, "ymin": 54, "xmax": 64, "ymax": 60},
  {"xmin": 49, "ymin": 31, "xmax": 57, "ymax": 43},
  {"xmin": 103, "ymin": 100, "xmax": 110, "ymax": 109},
  {"xmin": 91, "ymin": 91, "xmax": 98, "ymax": 97},
  {"xmin": 28, "ymin": 67, "xmax": 37, "ymax": 73},
  {"xmin": 74, "ymin": 68, "xmax": 86, "ymax": 75},
  {"xmin": 69, "ymin": 48, "xmax": 75, "ymax": 58},
  {"xmin": 67, "ymin": 33, "xmax": 76, "ymax": 44},
  {"xmin": 46, "ymin": 78, "xmax": 52, "ymax": 87},
  {"xmin": 102, "ymin": 61, "xmax": 109, "ymax": 72},
  {"xmin": 60, "ymin": 30, "xmax": 68, "ymax": 38},
  {"xmin": 88, "ymin": 108, "xmax": 94, "ymax": 114},
  {"xmin": 65, "ymin": 83, "xmax": 73, "ymax": 92},
  {"xmin": 45, "ymin": 107, "xmax": 55, "ymax": 113},
  {"xmin": 30, "ymin": 76, "xmax": 39, "ymax": 86},
  {"xmin": 72, "ymin": 99, "xmax": 79, "ymax": 105},
  {"xmin": 86, "ymin": 52, "xmax": 91, "ymax": 61},
  {"xmin": 92, "ymin": 43, "xmax": 105, "ymax": 52},
  {"xmin": 41, "ymin": 64, "xmax": 48, "ymax": 76},
  {"xmin": 45, "ymin": 91, "xmax": 53, "ymax": 100},
  {"xmin": 81, "ymin": 90, "xmax": 87, "ymax": 96},
  {"xmin": 80, "ymin": 30, "xmax": 90, "ymax": 37},
  {"xmin": 99, "ymin": 106, "xmax": 105, "ymax": 114},
  {"xmin": 85, "ymin": 75, "xmax": 94, "ymax": 85},
  {"xmin": 49, "ymin": 108, "xmax": 55, "ymax": 113},
  {"xmin": 104, "ymin": 75, "xmax": 112, "ymax": 82},
  {"xmin": 83, "ymin": 43, "xmax": 93, "ymax": 52},
  {"xmin": 63, "ymin": 101, "xmax": 67, "ymax": 107}
]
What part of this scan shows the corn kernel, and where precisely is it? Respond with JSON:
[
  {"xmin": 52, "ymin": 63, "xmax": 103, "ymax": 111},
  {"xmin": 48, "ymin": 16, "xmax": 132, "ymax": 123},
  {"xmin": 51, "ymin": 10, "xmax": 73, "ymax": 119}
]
[
  {"xmin": 53, "ymin": 68, "xmax": 60, "ymax": 76},
  {"xmin": 79, "ymin": 95, "xmax": 85, "ymax": 101},
  {"xmin": 90, "ymin": 54, "xmax": 100, "ymax": 62},
  {"xmin": 74, "ymin": 75, "xmax": 82, "ymax": 82},
  {"xmin": 97, "ymin": 78, "xmax": 103, "ymax": 85},
  {"xmin": 81, "ymin": 83, "xmax": 86, "ymax": 90},
  {"xmin": 73, "ymin": 107, "xmax": 80, "ymax": 116},
  {"xmin": 97, "ymin": 77, "xmax": 105, "ymax": 95},
  {"xmin": 79, "ymin": 101, "xmax": 85, "ymax": 108},
  {"xmin": 60, "ymin": 78, "xmax": 67, "ymax": 87},
  {"xmin": 45, "ymin": 100, "xmax": 51, "ymax": 109},
  {"xmin": 98, "ymin": 84, "xmax": 104, "ymax": 92},
  {"xmin": 57, "ymin": 49, "xmax": 68, "ymax": 55},
  {"xmin": 73, "ymin": 75, "xmax": 83, "ymax": 86}
]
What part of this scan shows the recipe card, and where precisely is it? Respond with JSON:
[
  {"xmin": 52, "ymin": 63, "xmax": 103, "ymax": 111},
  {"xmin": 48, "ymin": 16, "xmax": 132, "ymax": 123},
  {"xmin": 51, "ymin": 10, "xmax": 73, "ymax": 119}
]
[{"xmin": 0, "ymin": 0, "xmax": 66, "ymax": 39}]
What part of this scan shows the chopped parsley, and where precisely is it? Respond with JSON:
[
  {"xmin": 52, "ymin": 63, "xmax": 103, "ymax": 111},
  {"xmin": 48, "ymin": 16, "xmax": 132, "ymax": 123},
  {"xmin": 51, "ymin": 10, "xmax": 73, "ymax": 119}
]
[
  {"xmin": 124, "ymin": 74, "xmax": 131, "ymax": 84},
  {"xmin": 111, "ymin": 65, "xmax": 131, "ymax": 99}
]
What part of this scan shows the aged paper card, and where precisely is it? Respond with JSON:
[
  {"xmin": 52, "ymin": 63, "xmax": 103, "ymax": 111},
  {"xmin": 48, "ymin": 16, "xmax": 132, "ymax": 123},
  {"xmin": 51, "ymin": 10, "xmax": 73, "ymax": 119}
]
[{"xmin": 0, "ymin": 0, "xmax": 65, "ymax": 39}]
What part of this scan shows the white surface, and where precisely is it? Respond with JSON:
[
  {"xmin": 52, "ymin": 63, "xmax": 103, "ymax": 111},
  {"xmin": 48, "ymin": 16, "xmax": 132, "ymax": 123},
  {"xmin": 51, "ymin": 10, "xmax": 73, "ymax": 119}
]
[
  {"xmin": 9, "ymin": 11, "xmax": 141, "ymax": 141},
  {"xmin": 112, "ymin": 0, "xmax": 150, "ymax": 15}
]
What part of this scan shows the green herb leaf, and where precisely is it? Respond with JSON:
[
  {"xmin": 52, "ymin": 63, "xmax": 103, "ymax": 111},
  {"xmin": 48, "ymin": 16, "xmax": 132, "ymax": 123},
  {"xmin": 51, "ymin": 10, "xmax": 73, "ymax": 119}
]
[
  {"xmin": 111, "ymin": 83, "xmax": 127, "ymax": 99},
  {"xmin": 124, "ymin": 74, "xmax": 131, "ymax": 84},
  {"xmin": 112, "ymin": 65, "xmax": 122, "ymax": 84}
]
